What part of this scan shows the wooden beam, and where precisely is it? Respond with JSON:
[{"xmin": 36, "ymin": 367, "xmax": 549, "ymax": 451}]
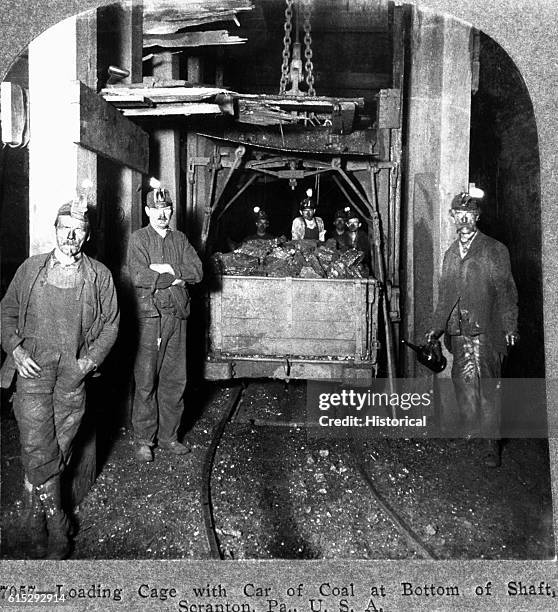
[
  {"xmin": 69, "ymin": 80, "xmax": 149, "ymax": 173},
  {"xmin": 188, "ymin": 56, "xmax": 203, "ymax": 84},
  {"xmin": 102, "ymin": 94, "xmax": 154, "ymax": 107},
  {"xmin": 152, "ymin": 51, "xmax": 182, "ymax": 231},
  {"xmin": 144, "ymin": 30, "xmax": 247, "ymax": 48},
  {"xmin": 121, "ymin": 103, "xmax": 221, "ymax": 117},
  {"xmin": 102, "ymin": 85, "xmax": 228, "ymax": 101},
  {"xmin": 122, "ymin": 0, "xmax": 143, "ymax": 84},
  {"xmin": 143, "ymin": 2, "xmax": 253, "ymax": 35}
]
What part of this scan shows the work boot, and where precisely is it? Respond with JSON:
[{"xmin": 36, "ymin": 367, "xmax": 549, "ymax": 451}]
[
  {"xmin": 36, "ymin": 477, "xmax": 72, "ymax": 560},
  {"xmin": 23, "ymin": 476, "xmax": 47, "ymax": 559},
  {"xmin": 135, "ymin": 443, "xmax": 154, "ymax": 463},
  {"xmin": 158, "ymin": 439, "xmax": 191, "ymax": 455},
  {"xmin": 482, "ymin": 439, "xmax": 501, "ymax": 468}
]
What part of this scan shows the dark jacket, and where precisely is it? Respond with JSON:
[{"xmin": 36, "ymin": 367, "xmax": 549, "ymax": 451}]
[
  {"xmin": 340, "ymin": 229, "xmax": 372, "ymax": 270},
  {"xmin": 1, "ymin": 252, "xmax": 120, "ymax": 387},
  {"xmin": 433, "ymin": 231, "xmax": 518, "ymax": 353},
  {"xmin": 127, "ymin": 225, "xmax": 203, "ymax": 319},
  {"xmin": 325, "ymin": 229, "xmax": 346, "ymax": 249}
]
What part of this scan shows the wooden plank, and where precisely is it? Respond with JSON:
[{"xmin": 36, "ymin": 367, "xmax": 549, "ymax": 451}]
[
  {"xmin": 220, "ymin": 336, "xmax": 357, "ymax": 356},
  {"xmin": 213, "ymin": 280, "xmax": 223, "ymax": 350},
  {"xmin": 220, "ymin": 297, "xmax": 287, "ymax": 319},
  {"xmin": 145, "ymin": 11, "xmax": 247, "ymax": 34},
  {"xmin": 102, "ymin": 94, "xmax": 154, "ymax": 106},
  {"xmin": 240, "ymin": 93, "xmax": 365, "ymax": 109},
  {"xmin": 377, "ymin": 89, "xmax": 401, "ymax": 128},
  {"xmin": 292, "ymin": 280, "xmax": 368, "ymax": 302},
  {"xmin": 291, "ymin": 299, "xmax": 358, "ymax": 317},
  {"xmin": 101, "ymin": 85, "xmax": 229, "ymax": 100},
  {"xmin": 354, "ymin": 282, "xmax": 363, "ymax": 358},
  {"xmin": 122, "ymin": 103, "xmax": 221, "ymax": 117},
  {"xmin": 143, "ymin": 1, "xmax": 253, "ymax": 35},
  {"xmin": 69, "ymin": 81, "xmax": 148, "ymax": 173},
  {"xmin": 144, "ymin": 30, "xmax": 247, "ymax": 48},
  {"xmin": 221, "ymin": 300, "xmax": 356, "ymax": 321},
  {"xmin": 220, "ymin": 317, "xmax": 355, "ymax": 339}
]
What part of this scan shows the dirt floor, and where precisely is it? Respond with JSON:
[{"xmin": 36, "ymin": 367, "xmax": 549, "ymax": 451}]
[{"xmin": 0, "ymin": 381, "xmax": 554, "ymax": 560}]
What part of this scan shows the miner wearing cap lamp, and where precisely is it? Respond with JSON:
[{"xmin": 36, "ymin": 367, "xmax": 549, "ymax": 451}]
[
  {"xmin": 326, "ymin": 208, "xmax": 348, "ymax": 247},
  {"xmin": 127, "ymin": 181, "xmax": 203, "ymax": 464},
  {"xmin": 291, "ymin": 189, "xmax": 326, "ymax": 241},
  {"xmin": 425, "ymin": 189, "xmax": 519, "ymax": 467},
  {"xmin": 340, "ymin": 207, "xmax": 372, "ymax": 272},
  {"xmin": 243, "ymin": 207, "xmax": 275, "ymax": 242},
  {"xmin": 0, "ymin": 195, "xmax": 119, "ymax": 559}
]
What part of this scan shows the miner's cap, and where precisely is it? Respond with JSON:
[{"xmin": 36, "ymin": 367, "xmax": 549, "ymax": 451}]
[
  {"xmin": 345, "ymin": 207, "xmax": 360, "ymax": 222},
  {"xmin": 253, "ymin": 208, "xmax": 269, "ymax": 220},
  {"xmin": 147, "ymin": 187, "xmax": 173, "ymax": 208},
  {"xmin": 55, "ymin": 200, "xmax": 90, "ymax": 227},
  {"xmin": 300, "ymin": 197, "xmax": 316, "ymax": 210},
  {"xmin": 450, "ymin": 192, "xmax": 481, "ymax": 212}
]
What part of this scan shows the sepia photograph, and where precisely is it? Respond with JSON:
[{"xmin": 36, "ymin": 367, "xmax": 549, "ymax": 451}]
[{"xmin": 0, "ymin": 0, "xmax": 557, "ymax": 609}]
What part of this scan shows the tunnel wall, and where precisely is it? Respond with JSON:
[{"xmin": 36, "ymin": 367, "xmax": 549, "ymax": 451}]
[{"xmin": 470, "ymin": 33, "xmax": 543, "ymax": 378}]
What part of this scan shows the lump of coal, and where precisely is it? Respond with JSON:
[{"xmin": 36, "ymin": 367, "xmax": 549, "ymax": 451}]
[
  {"xmin": 339, "ymin": 248, "xmax": 364, "ymax": 268},
  {"xmin": 236, "ymin": 238, "xmax": 280, "ymax": 260},
  {"xmin": 300, "ymin": 266, "xmax": 322, "ymax": 278},
  {"xmin": 326, "ymin": 249, "xmax": 366, "ymax": 278},
  {"xmin": 316, "ymin": 243, "xmax": 339, "ymax": 267},
  {"xmin": 215, "ymin": 252, "xmax": 261, "ymax": 276},
  {"xmin": 264, "ymin": 257, "xmax": 300, "ymax": 277}
]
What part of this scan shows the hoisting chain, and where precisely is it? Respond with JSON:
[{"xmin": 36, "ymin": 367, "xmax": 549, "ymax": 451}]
[
  {"xmin": 279, "ymin": 0, "xmax": 294, "ymax": 94},
  {"xmin": 302, "ymin": 0, "xmax": 315, "ymax": 96}
]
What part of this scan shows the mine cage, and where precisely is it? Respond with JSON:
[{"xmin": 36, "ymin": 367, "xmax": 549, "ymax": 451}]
[{"xmin": 190, "ymin": 117, "xmax": 402, "ymax": 385}]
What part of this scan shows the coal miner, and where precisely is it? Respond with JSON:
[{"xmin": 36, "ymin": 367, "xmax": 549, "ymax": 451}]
[
  {"xmin": 0, "ymin": 196, "xmax": 119, "ymax": 559},
  {"xmin": 426, "ymin": 188, "xmax": 519, "ymax": 467},
  {"xmin": 326, "ymin": 207, "xmax": 348, "ymax": 247},
  {"xmin": 128, "ymin": 180, "xmax": 203, "ymax": 463},
  {"xmin": 291, "ymin": 189, "xmax": 326, "ymax": 241},
  {"xmin": 243, "ymin": 207, "xmax": 275, "ymax": 242},
  {"xmin": 340, "ymin": 207, "xmax": 372, "ymax": 272}
]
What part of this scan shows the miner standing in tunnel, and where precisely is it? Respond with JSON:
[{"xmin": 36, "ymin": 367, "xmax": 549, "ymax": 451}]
[
  {"xmin": 0, "ymin": 196, "xmax": 119, "ymax": 559},
  {"xmin": 426, "ymin": 188, "xmax": 519, "ymax": 467},
  {"xmin": 128, "ymin": 181, "xmax": 203, "ymax": 464}
]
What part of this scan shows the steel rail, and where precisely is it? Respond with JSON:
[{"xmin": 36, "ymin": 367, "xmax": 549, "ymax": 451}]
[
  {"xmin": 201, "ymin": 384, "xmax": 245, "ymax": 559},
  {"xmin": 351, "ymin": 440, "xmax": 437, "ymax": 560}
]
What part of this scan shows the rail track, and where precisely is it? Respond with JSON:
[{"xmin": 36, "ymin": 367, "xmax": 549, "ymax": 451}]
[{"xmin": 201, "ymin": 381, "xmax": 437, "ymax": 560}]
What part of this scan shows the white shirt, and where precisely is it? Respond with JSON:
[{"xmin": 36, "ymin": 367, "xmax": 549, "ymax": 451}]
[
  {"xmin": 458, "ymin": 231, "xmax": 478, "ymax": 259},
  {"xmin": 291, "ymin": 216, "xmax": 325, "ymax": 241}
]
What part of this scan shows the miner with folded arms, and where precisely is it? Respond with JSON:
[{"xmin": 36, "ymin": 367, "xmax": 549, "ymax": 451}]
[{"xmin": 128, "ymin": 179, "xmax": 203, "ymax": 463}]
